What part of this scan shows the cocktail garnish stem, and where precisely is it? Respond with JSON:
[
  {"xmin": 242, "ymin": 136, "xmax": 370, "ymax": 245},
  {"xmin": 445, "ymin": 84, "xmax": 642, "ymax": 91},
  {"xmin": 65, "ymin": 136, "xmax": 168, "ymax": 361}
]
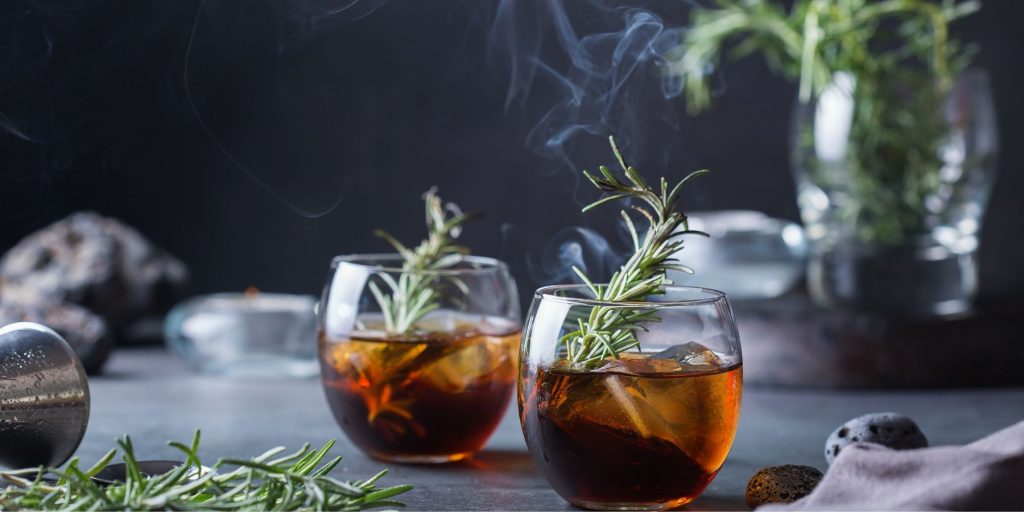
[
  {"xmin": 561, "ymin": 136, "xmax": 707, "ymax": 367},
  {"xmin": 370, "ymin": 188, "xmax": 478, "ymax": 335}
]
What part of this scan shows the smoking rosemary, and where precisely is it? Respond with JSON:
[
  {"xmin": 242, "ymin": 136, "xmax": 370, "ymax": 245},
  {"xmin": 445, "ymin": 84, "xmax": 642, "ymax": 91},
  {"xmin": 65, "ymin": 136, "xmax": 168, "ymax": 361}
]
[
  {"xmin": 560, "ymin": 136, "xmax": 707, "ymax": 367},
  {"xmin": 0, "ymin": 432, "xmax": 410, "ymax": 511},
  {"xmin": 665, "ymin": 0, "xmax": 979, "ymax": 244},
  {"xmin": 369, "ymin": 188, "xmax": 477, "ymax": 335}
]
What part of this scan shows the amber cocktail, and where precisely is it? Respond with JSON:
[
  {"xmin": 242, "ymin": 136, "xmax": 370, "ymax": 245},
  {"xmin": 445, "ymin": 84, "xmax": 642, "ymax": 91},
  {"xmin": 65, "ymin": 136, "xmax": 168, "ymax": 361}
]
[
  {"xmin": 522, "ymin": 353, "xmax": 741, "ymax": 509},
  {"xmin": 318, "ymin": 255, "xmax": 521, "ymax": 463},
  {"xmin": 321, "ymin": 318, "xmax": 518, "ymax": 462},
  {"xmin": 519, "ymin": 286, "xmax": 742, "ymax": 510}
]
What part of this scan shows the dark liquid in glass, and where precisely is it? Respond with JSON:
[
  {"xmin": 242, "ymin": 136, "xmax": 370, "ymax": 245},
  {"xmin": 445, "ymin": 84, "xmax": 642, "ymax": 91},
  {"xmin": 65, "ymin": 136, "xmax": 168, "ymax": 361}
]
[
  {"xmin": 320, "ymin": 324, "xmax": 518, "ymax": 463},
  {"xmin": 520, "ymin": 354, "xmax": 742, "ymax": 509}
]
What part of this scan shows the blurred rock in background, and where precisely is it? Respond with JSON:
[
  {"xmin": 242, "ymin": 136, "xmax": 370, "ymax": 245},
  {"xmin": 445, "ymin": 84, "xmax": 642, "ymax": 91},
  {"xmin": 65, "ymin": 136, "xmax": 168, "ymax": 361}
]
[{"xmin": 0, "ymin": 212, "xmax": 189, "ymax": 371}]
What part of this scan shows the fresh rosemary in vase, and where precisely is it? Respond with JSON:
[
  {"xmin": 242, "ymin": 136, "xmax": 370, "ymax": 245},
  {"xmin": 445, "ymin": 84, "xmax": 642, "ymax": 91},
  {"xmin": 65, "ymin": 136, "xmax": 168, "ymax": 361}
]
[
  {"xmin": 561, "ymin": 137, "xmax": 707, "ymax": 368},
  {"xmin": 664, "ymin": 0, "xmax": 979, "ymax": 245},
  {"xmin": 0, "ymin": 432, "xmax": 410, "ymax": 511},
  {"xmin": 368, "ymin": 188, "xmax": 477, "ymax": 335}
]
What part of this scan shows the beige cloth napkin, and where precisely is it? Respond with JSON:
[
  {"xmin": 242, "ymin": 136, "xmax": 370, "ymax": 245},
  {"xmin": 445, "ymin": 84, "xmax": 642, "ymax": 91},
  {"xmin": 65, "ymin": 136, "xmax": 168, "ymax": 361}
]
[{"xmin": 761, "ymin": 420, "xmax": 1024, "ymax": 510}]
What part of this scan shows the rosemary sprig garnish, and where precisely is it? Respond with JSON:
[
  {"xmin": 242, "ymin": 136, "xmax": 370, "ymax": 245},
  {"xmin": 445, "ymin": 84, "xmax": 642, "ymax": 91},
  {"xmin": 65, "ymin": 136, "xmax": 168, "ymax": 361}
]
[
  {"xmin": 0, "ymin": 431, "xmax": 411, "ymax": 511},
  {"xmin": 560, "ymin": 137, "xmax": 707, "ymax": 367},
  {"xmin": 369, "ymin": 188, "xmax": 477, "ymax": 335}
]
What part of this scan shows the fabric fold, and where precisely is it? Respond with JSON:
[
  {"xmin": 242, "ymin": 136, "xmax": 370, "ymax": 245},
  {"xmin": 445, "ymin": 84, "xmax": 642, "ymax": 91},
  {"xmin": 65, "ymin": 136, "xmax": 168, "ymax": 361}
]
[{"xmin": 761, "ymin": 420, "xmax": 1024, "ymax": 510}]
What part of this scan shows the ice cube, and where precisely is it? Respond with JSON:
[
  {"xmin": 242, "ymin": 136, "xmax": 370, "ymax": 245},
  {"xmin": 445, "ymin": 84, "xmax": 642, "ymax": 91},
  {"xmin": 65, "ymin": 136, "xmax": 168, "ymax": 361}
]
[
  {"xmin": 420, "ymin": 335, "xmax": 513, "ymax": 391},
  {"xmin": 594, "ymin": 353, "xmax": 683, "ymax": 375},
  {"xmin": 552, "ymin": 362, "xmax": 684, "ymax": 448},
  {"xmin": 654, "ymin": 341, "xmax": 725, "ymax": 369},
  {"xmin": 415, "ymin": 309, "xmax": 460, "ymax": 333},
  {"xmin": 602, "ymin": 374, "xmax": 656, "ymax": 439}
]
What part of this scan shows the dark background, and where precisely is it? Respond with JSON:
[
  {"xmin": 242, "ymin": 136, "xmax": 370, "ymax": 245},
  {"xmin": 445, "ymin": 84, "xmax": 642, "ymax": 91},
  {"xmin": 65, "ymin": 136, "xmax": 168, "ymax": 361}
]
[{"xmin": 1, "ymin": 0, "xmax": 1021, "ymax": 304}]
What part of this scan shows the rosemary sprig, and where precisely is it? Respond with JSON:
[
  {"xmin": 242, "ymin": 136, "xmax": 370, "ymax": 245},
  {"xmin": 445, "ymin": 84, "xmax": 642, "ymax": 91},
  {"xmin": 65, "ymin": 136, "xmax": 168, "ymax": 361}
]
[
  {"xmin": 369, "ymin": 188, "xmax": 477, "ymax": 335},
  {"xmin": 0, "ymin": 431, "xmax": 411, "ymax": 511},
  {"xmin": 560, "ymin": 136, "xmax": 707, "ymax": 367}
]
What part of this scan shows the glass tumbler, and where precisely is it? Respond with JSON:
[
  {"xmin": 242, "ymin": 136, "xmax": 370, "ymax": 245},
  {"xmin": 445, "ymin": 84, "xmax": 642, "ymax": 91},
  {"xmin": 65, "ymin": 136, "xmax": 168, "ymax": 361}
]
[
  {"xmin": 519, "ymin": 285, "xmax": 742, "ymax": 510},
  {"xmin": 318, "ymin": 254, "xmax": 520, "ymax": 463},
  {"xmin": 792, "ymin": 69, "xmax": 998, "ymax": 316}
]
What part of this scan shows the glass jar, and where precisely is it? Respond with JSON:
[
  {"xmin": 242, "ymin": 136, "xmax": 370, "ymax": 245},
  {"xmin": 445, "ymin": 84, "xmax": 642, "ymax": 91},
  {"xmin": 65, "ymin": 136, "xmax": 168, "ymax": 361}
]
[
  {"xmin": 792, "ymin": 69, "xmax": 998, "ymax": 317},
  {"xmin": 519, "ymin": 285, "xmax": 742, "ymax": 510},
  {"xmin": 317, "ymin": 254, "xmax": 520, "ymax": 463}
]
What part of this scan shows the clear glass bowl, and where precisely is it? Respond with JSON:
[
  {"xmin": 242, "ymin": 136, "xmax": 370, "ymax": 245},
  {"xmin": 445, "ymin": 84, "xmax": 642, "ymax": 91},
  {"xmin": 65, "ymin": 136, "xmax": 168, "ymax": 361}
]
[
  {"xmin": 519, "ymin": 285, "xmax": 742, "ymax": 510},
  {"xmin": 317, "ymin": 254, "xmax": 521, "ymax": 463},
  {"xmin": 671, "ymin": 210, "xmax": 807, "ymax": 300},
  {"xmin": 164, "ymin": 292, "xmax": 318, "ymax": 378}
]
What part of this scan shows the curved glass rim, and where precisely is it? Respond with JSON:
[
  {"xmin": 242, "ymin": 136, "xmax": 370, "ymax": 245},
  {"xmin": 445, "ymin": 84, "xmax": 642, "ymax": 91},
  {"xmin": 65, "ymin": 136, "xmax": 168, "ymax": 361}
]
[
  {"xmin": 331, "ymin": 253, "xmax": 510, "ymax": 276},
  {"xmin": 535, "ymin": 284, "xmax": 727, "ymax": 308}
]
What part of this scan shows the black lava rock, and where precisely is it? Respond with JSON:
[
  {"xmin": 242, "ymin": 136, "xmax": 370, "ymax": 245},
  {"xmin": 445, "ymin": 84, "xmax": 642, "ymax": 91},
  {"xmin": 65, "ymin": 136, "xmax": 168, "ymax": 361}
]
[
  {"xmin": 746, "ymin": 465, "xmax": 823, "ymax": 508},
  {"xmin": 1, "ymin": 213, "xmax": 118, "ymax": 307},
  {"xmin": 0, "ymin": 301, "xmax": 113, "ymax": 374},
  {"xmin": 0, "ymin": 212, "xmax": 188, "ymax": 341},
  {"xmin": 825, "ymin": 412, "xmax": 928, "ymax": 464}
]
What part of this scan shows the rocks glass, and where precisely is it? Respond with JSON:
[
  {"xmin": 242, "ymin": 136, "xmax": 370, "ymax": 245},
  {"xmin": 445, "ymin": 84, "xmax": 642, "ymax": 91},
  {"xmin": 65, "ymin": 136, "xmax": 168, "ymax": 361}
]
[
  {"xmin": 317, "ymin": 254, "xmax": 520, "ymax": 463},
  {"xmin": 519, "ymin": 285, "xmax": 742, "ymax": 510}
]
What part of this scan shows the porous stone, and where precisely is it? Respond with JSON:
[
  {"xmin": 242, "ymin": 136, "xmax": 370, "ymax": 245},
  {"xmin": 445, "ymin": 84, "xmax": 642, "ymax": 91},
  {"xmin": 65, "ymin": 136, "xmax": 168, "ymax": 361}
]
[
  {"xmin": 0, "ymin": 300, "xmax": 113, "ymax": 374},
  {"xmin": 825, "ymin": 412, "xmax": 928, "ymax": 464},
  {"xmin": 0, "ymin": 211, "xmax": 188, "ymax": 340},
  {"xmin": 0, "ymin": 213, "xmax": 118, "ymax": 307},
  {"xmin": 745, "ymin": 464, "xmax": 823, "ymax": 508}
]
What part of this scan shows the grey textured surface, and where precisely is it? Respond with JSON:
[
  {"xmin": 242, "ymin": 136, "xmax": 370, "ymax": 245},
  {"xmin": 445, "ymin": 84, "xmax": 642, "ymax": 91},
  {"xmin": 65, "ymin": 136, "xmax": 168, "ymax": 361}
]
[{"xmin": 79, "ymin": 349, "xmax": 1024, "ymax": 511}]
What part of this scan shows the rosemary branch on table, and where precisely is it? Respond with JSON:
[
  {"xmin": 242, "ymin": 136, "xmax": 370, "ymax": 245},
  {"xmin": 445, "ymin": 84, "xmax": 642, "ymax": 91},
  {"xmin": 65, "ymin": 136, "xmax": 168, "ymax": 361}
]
[
  {"xmin": 560, "ymin": 136, "xmax": 707, "ymax": 367},
  {"xmin": 369, "ymin": 188, "xmax": 478, "ymax": 335},
  {"xmin": 0, "ymin": 432, "xmax": 410, "ymax": 511}
]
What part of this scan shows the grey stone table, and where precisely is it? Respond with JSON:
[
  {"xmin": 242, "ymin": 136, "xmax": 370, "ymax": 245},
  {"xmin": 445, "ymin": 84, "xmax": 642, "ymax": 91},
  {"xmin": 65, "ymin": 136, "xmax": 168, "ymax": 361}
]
[{"xmin": 81, "ymin": 348, "xmax": 1024, "ymax": 511}]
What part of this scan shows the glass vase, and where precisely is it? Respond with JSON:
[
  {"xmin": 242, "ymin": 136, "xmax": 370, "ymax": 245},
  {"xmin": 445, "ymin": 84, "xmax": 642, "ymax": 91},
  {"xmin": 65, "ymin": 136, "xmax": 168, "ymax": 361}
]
[
  {"xmin": 317, "ymin": 254, "xmax": 520, "ymax": 463},
  {"xmin": 792, "ymin": 69, "xmax": 998, "ymax": 317},
  {"xmin": 519, "ymin": 285, "xmax": 742, "ymax": 510}
]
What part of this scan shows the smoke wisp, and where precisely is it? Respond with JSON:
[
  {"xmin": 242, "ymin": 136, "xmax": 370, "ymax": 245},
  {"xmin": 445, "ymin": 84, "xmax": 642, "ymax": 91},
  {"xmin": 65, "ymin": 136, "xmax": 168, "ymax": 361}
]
[
  {"xmin": 484, "ymin": 0, "xmax": 697, "ymax": 174},
  {"xmin": 527, "ymin": 226, "xmax": 630, "ymax": 287},
  {"xmin": 484, "ymin": 0, "xmax": 701, "ymax": 286}
]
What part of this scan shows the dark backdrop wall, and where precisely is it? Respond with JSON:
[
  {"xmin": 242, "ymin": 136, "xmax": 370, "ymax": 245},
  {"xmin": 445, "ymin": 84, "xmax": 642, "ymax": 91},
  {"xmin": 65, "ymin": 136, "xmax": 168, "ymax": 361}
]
[{"xmin": 1, "ymin": 0, "xmax": 1021, "ymax": 304}]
